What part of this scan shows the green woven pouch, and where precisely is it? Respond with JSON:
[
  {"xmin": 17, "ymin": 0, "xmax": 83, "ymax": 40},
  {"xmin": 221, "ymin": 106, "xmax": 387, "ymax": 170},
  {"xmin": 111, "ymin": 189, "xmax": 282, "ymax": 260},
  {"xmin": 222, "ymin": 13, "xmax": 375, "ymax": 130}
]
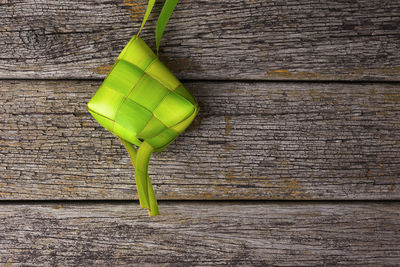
[{"xmin": 87, "ymin": 0, "xmax": 199, "ymax": 216}]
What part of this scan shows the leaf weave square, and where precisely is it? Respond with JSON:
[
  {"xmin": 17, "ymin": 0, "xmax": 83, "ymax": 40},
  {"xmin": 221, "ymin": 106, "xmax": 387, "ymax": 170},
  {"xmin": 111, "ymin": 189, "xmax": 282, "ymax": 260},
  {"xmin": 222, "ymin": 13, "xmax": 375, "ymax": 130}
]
[{"xmin": 88, "ymin": 36, "xmax": 199, "ymax": 152}]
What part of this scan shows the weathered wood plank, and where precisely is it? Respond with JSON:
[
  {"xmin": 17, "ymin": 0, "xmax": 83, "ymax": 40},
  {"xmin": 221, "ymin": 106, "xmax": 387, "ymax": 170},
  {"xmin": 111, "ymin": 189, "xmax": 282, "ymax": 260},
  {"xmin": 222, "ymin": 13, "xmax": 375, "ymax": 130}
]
[
  {"xmin": 1, "ymin": 80, "xmax": 399, "ymax": 200},
  {"xmin": 0, "ymin": 202, "xmax": 399, "ymax": 265},
  {"xmin": 0, "ymin": 0, "xmax": 399, "ymax": 80}
]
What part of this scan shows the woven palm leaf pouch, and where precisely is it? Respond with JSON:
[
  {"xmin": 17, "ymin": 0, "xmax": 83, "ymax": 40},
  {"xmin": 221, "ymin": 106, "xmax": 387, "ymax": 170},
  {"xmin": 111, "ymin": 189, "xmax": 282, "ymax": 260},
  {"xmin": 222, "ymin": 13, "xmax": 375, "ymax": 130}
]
[{"xmin": 87, "ymin": 0, "xmax": 199, "ymax": 216}]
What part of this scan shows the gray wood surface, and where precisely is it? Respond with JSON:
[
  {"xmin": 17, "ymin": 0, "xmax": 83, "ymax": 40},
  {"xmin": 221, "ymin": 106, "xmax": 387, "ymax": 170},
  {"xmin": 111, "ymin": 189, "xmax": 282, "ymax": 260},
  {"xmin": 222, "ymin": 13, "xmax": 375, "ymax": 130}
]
[
  {"xmin": 0, "ymin": 202, "xmax": 399, "ymax": 266},
  {"xmin": 0, "ymin": 0, "xmax": 399, "ymax": 80},
  {"xmin": 2, "ymin": 80, "xmax": 399, "ymax": 200},
  {"xmin": 1, "ymin": 1, "xmax": 399, "ymax": 264}
]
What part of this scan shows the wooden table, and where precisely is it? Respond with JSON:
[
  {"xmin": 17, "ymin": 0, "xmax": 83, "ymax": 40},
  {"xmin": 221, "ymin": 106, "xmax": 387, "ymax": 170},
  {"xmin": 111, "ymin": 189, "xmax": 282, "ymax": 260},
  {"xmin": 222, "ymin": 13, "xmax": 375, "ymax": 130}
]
[{"xmin": 1, "ymin": 0, "xmax": 399, "ymax": 265}]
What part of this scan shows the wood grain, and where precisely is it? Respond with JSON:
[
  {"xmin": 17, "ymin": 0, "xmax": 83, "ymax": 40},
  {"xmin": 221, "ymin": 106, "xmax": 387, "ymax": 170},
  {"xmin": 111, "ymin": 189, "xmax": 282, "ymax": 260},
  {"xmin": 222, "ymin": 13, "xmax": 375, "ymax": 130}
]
[
  {"xmin": 0, "ymin": 0, "xmax": 399, "ymax": 80},
  {"xmin": 0, "ymin": 202, "xmax": 399, "ymax": 265},
  {"xmin": 1, "ymin": 80, "xmax": 399, "ymax": 200}
]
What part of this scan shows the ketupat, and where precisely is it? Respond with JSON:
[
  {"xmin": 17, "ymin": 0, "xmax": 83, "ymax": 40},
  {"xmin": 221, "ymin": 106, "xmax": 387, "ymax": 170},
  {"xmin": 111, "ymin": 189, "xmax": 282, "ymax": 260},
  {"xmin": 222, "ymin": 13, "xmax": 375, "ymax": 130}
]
[{"xmin": 87, "ymin": 0, "xmax": 199, "ymax": 216}]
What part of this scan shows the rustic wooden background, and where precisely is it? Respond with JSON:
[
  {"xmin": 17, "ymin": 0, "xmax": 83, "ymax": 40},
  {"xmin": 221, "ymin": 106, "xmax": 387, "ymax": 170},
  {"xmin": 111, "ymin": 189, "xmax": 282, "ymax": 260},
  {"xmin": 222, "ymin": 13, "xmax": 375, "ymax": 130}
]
[{"xmin": 1, "ymin": 0, "xmax": 399, "ymax": 265}]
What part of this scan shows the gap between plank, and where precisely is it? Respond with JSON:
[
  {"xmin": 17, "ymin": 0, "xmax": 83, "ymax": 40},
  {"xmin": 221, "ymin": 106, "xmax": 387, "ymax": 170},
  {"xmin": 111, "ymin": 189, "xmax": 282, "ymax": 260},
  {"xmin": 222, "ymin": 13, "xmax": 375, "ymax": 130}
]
[
  {"xmin": 0, "ymin": 78, "xmax": 400, "ymax": 84},
  {"xmin": 0, "ymin": 199, "xmax": 399, "ymax": 206}
]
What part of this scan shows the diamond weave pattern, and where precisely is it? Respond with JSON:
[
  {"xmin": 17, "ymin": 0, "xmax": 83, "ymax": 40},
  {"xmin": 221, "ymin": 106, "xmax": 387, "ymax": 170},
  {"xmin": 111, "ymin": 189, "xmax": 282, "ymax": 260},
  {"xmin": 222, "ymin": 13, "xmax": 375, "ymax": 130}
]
[{"xmin": 87, "ymin": 36, "xmax": 199, "ymax": 152}]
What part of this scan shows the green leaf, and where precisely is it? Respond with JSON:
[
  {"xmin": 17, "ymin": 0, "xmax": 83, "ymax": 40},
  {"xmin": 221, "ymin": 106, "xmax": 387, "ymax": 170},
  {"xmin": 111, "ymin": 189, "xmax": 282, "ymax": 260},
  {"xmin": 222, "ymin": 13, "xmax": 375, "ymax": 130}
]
[
  {"xmin": 156, "ymin": 0, "xmax": 179, "ymax": 54},
  {"xmin": 137, "ymin": 0, "xmax": 156, "ymax": 36}
]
